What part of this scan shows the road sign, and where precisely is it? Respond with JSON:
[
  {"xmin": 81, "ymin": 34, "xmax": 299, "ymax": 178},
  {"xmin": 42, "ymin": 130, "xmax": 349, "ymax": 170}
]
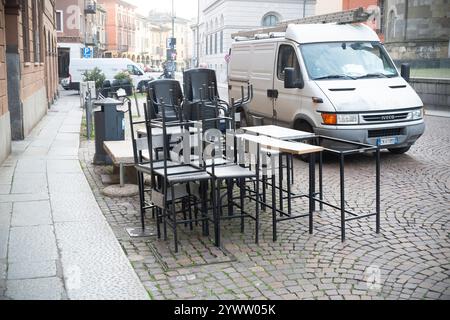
[
  {"xmin": 167, "ymin": 37, "xmax": 177, "ymax": 49},
  {"xmin": 83, "ymin": 47, "xmax": 92, "ymax": 58}
]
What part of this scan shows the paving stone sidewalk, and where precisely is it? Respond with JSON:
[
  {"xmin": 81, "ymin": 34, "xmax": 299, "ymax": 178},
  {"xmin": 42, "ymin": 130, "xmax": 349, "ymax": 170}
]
[
  {"xmin": 0, "ymin": 91, "xmax": 149, "ymax": 300},
  {"xmin": 79, "ymin": 108, "xmax": 450, "ymax": 300}
]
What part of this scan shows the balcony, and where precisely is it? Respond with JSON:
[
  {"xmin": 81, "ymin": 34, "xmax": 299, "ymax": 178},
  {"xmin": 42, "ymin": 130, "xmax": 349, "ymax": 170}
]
[
  {"xmin": 84, "ymin": 35, "xmax": 98, "ymax": 46},
  {"xmin": 118, "ymin": 45, "xmax": 129, "ymax": 53},
  {"xmin": 85, "ymin": 1, "xmax": 97, "ymax": 14}
]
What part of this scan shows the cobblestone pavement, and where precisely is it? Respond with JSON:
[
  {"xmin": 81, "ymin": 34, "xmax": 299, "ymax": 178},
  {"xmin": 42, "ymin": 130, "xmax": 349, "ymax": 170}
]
[{"xmin": 80, "ymin": 115, "xmax": 450, "ymax": 300}]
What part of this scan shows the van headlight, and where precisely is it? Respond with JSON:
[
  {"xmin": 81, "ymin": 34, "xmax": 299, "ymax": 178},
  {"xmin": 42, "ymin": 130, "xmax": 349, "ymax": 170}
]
[
  {"xmin": 321, "ymin": 113, "xmax": 359, "ymax": 125},
  {"xmin": 337, "ymin": 114, "xmax": 359, "ymax": 125},
  {"xmin": 412, "ymin": 108, "xmax": 424, "ymax": 120}
]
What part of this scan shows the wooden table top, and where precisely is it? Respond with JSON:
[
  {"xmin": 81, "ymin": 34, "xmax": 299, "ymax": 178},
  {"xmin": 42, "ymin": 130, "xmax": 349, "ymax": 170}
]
[
  {"xmin": 237, "ymin": 134, "xmax": 323, "ymax": 156},
  {"xmin": 243, "ymin": 125, "xmax": 314, "ymax": 140},
  {"xmin": 137, "ymin": 126, "xmax": 198, "ymax": 137}
]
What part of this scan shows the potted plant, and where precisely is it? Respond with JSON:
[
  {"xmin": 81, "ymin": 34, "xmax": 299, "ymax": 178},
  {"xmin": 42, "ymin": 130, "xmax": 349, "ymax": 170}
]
[
  {"xmin": 82, "ymin": 67, "xmax": 106, "ymax": 98},
  {"xmin": 114, "ymin": 71, "xmax": 133, "ymax": 96}
]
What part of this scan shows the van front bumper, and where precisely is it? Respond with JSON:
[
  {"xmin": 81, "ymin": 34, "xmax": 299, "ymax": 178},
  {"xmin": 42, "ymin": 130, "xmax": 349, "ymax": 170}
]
[{"xmin": 314, "ymin": 121, "xmax": 426, "ymax": 149}]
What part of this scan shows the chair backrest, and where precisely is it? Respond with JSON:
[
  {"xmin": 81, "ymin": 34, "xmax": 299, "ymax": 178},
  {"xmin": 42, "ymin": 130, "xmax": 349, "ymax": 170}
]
[
  {"xmin": 183, "ymin": 68, "xmax": 219, "ymax": 102},
  {"xmin": 147, "ymin": 79, "xmax": 183, "ymax": 121},
  {"xmin": 127, "ymin": 101, "xmax": 151, "ymax": 166}
]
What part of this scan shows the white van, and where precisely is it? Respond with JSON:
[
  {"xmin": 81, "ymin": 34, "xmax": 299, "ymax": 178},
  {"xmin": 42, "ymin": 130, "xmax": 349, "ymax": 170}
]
[
  {"xmin": 228, "ymin": 23, "xmax": 425, "ymax": 154},
  {"xmin": 66, "ymin": 58, "xmax": 153, "ymax": 92}
]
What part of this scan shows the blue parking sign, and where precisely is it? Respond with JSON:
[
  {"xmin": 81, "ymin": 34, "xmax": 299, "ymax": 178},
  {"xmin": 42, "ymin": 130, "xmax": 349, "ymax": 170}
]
[{"xmin": 83, "ymin": 47, "xmax": 92, "ymax": 58}]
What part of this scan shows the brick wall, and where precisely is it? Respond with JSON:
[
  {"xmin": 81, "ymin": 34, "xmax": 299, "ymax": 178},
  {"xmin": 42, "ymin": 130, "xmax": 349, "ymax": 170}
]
[
  {"xmin": 0, "ymin": 2, "xmax": 7, "ymax": 117},
  {"xmin": 19, "ymin": 1, "xmax": 58, "ymax": 108},
  {"xmin": 410, "ymin": 78, "xmax": 450, "ymax": 114}
]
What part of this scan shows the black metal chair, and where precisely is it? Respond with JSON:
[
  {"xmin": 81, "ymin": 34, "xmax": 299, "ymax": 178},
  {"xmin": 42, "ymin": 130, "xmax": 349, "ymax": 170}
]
[
  {"xmin": 200, "ymin": 116, "xmax": 262, "ymax": 247},
  {"xmin": 145, "ymin": 98, "xmax": 215, "ymax": 253},
  {"xmin": 183, "ymin": 68, "xmax": 224, "ymax": 131},
  {"xmin": 146, "ymin": 79, "xmax": 183, "ymax": 122}
]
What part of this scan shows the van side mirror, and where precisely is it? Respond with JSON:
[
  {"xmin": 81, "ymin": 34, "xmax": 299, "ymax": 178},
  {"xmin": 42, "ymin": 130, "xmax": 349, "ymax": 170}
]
[
  {"xmin": 284, "ymin": 67, "xmax": 304, "ymax": 89},
  {"xmin": 401, "ymin": 63, "xmax": 410, "ymax": 82}
]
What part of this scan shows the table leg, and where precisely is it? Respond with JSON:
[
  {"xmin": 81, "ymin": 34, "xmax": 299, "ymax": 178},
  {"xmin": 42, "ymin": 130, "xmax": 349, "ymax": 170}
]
[
  {"xmin": 120, "ymin": 163, "xmax": 124, "ymax": 187},
  {"xmin": 279, "ymin": 155, "xmax": 284, "ymax": 213},
  {"xmin": 309, "ymin": 152, "xmax": 316, "ymax": 234},
  {"xmin": 272, "ymin": 173, "xmax": 277, "ymax": 242},
  {"xmin": 376, "ymin": 148, "xmax": 381, "ymax": 234},
  {"xmin": 340, "ymin": 154, "xmax": 346, "ymax": 242},
  {"xmin": 287, "ymin": 154, "xmax": 292, "ymax": 217}
]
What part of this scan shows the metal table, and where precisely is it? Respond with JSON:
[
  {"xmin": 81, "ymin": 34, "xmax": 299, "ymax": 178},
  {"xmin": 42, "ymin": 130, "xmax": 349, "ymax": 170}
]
[
  {"xmin": 241, "ymin": 125, "xmax": 381, "ymax": 242},
  {"xmin": 237, "ymin": 133, "xmax": 324, "ymax": 241}
]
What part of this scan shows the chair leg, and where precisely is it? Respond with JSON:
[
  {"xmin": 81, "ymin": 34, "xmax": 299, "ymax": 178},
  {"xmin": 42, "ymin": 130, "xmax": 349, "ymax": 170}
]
[
  {"xmin": 163, "ymin": 206, "xmax": 168, "ymax": 241},
  {"xmin": 137, "ymin": 172, "xmax": 146, "ymax": 231},
  {"xmin": 227, "ymin": 179, "xmax": 234, "ymax": 216},
  {"xmin": 204, "ymin": 182, "xmax": 211, "ymax": 237},
  {"xmin": 171, "ymin": 185, "xmax": 178, "ymax": 253},
  {"xmin": 240, "ymin": 178, "xmax": 245, "ymax": 233},
  {"xmin": 214, "ymin": 179, "xmax": 221, "ymax": 247},
  {"xmin": 255, "ymin": 175, "xmax": 260, "ymax": 245},
  {"xmin": 188, "ymin": 196, "xmax": 194, "ymax": 231},
  {"xmin": 156, "ymin": 208, "xmax": 161, "ymax": 239}
]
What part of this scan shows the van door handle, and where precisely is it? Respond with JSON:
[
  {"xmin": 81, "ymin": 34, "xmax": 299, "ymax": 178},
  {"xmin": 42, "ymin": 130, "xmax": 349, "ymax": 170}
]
[{"xmin": 267, "ymin": 89, "xmax": 279, "ymax": 99}]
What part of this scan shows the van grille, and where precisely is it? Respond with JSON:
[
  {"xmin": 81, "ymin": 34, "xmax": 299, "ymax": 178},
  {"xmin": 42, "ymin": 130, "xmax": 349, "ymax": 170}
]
[
  {"xmin": 363, "ymin": 113, "xmax": 409, "ymax": 122},
  {"xmin": 368, "ymin": 128, "xmax": 404, "ymax": 138}
]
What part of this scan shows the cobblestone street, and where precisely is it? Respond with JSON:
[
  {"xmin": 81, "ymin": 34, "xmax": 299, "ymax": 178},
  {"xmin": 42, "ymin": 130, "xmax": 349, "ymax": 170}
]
[{"xmin": 80, "ymin": 114, "xmax": 450, "ymax": 300}]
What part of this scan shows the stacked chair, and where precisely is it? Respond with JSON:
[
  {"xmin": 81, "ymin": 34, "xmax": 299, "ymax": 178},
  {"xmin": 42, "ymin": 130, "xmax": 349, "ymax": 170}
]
[{"xmin": 128, "ymin": 69, "xmax": 259, "ymax": 252}]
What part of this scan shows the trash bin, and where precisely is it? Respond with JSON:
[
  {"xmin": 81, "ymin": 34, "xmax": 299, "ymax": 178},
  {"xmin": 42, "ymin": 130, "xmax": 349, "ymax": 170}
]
[{"xmin": 93, "ymin": 98, "xmax": 125, "ymax": 165}]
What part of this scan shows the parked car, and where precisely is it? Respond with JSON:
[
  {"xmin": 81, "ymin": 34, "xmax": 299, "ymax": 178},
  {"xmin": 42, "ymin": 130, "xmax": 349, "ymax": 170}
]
[
  {"xmin": 68, "ymin": 58, "xmax": 153, "ymax": 92},
  {"xmin": 228, "ymin": 23, "xmax": 425, "ymax": 154}
]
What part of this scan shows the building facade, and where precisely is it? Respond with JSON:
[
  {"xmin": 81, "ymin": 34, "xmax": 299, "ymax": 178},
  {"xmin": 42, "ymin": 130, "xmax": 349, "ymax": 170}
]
[
  {"xmin": 315, "ymin": 0, "xmax": 342, "ymax": 15},
  {"xmin": 148, "ymin": 11, "xmax": 193, "ymax": 71},
  {"xmin": 382, "ymin": 0, "xmax": 449, "ymax": 61},
  {"xmin": 100, "ymin": 0, "xmax": 136, "ymax": 58},
  {"xmin": 56, "ymin": 0, "xmax": 104, "ymax": 78},
  {"xmin": 1, "ymin": 0, "xmax": 59, "ymax": 165},
  {"xmin": 192, "ymin": 0, "xmax": 317, "ymax": 82},
  {"xmin": 341, "ymin": 0, "xmax": 449, "ymax": 61}
]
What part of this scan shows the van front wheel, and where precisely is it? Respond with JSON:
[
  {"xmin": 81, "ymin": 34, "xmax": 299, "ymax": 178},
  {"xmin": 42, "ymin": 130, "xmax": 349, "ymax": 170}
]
[{"xmin": 388, "ymin": 146, "xmax": 411, "ymax": 154}]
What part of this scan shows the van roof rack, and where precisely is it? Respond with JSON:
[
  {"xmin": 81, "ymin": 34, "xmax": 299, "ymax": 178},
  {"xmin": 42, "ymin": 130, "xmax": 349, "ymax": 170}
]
[{"xmin": 232, "ymin": 7, "xmax": 372, "ymax": 40}]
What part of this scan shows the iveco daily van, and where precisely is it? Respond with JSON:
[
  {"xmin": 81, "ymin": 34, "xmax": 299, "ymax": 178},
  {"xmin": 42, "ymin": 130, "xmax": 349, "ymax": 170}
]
[{"xmin": 228, "ymin": 23, "xmax": 425, "ymax": 154}]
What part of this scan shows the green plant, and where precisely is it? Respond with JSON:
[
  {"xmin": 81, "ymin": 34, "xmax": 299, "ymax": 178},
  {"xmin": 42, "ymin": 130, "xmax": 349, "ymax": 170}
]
[
  {"xmin": 82, "ymin": 67, "xmax": 106, "ymax": 90},
  {"xmin": 114, "ymin": 71, "xmax": 133, "ymax": 83}
]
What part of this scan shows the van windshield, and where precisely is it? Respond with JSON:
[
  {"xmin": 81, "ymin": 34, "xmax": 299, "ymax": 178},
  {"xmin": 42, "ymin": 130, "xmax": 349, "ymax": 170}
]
[{"xmin": 300, "ymin": 42, "xmax": 398, "ymax": 80}]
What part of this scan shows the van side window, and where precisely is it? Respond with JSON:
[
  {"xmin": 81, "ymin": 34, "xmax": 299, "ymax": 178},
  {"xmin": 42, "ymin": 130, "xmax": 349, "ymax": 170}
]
[
  {"xmin": 127, "ymin": 64, "xmax": 142, "ymax": 76},
  {"xmin": 277, "ymin": 45, "xmax": 300, "ymax": 81}
]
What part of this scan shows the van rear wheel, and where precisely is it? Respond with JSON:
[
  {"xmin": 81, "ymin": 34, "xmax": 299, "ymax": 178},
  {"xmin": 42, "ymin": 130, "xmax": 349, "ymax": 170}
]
[
  {"xmin": 388, "ymin": 146, "xmax": 411, "ymax": 154},
  {"xmin": 294, "ymin": 121, "xmax": 314, "ymax": 162}
]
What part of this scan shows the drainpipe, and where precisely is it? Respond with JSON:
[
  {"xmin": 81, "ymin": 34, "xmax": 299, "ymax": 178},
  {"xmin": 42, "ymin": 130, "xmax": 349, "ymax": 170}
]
[{"xmin": 404, "ymin": 0, "xmax": 409, "ymax": 41}]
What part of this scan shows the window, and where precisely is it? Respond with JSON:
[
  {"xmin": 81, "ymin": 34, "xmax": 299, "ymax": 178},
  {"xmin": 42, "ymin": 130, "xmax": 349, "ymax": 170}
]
[
  {"xmin": 220, "ymin": 31, "xmax": 223, "ymax": 53},
  {"xmin": 127, "ymin": 64, "xmax": 142, "ymax": 76},
  {"xmin": 300, "ymin": 42, "xmax": 398, "ymax": 80},
  {"xmin": 387, "ymin": 10, "xmax": 396, "ymax": 41},
  {"xmin": 56, "ymin": 11, "xmax": 63, "ymax": 32},
  {"xmin": 277, "ymin": 45, "xmax": 300, "ymax": 81},
  {"xmin": 214, "ymin": 33, "xmax": 217, "ymax": 54},
  {"xmin": 210, "ymin": 34, "xmax": 213, "ymax": 54},
  {"xmin": 32, "ymin": 0, "xmax": 42, "ymax": 63},
  {"xmin": 262, "ymin": 14, "xmax": 279, "ymax": 27},
  {"xmin": 21, "ymin": 0, "xmax": 30, "ymax": 62},
  {"xmin": 206, "ymin": 36, "xmax": 208, "ymax": 55}
]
